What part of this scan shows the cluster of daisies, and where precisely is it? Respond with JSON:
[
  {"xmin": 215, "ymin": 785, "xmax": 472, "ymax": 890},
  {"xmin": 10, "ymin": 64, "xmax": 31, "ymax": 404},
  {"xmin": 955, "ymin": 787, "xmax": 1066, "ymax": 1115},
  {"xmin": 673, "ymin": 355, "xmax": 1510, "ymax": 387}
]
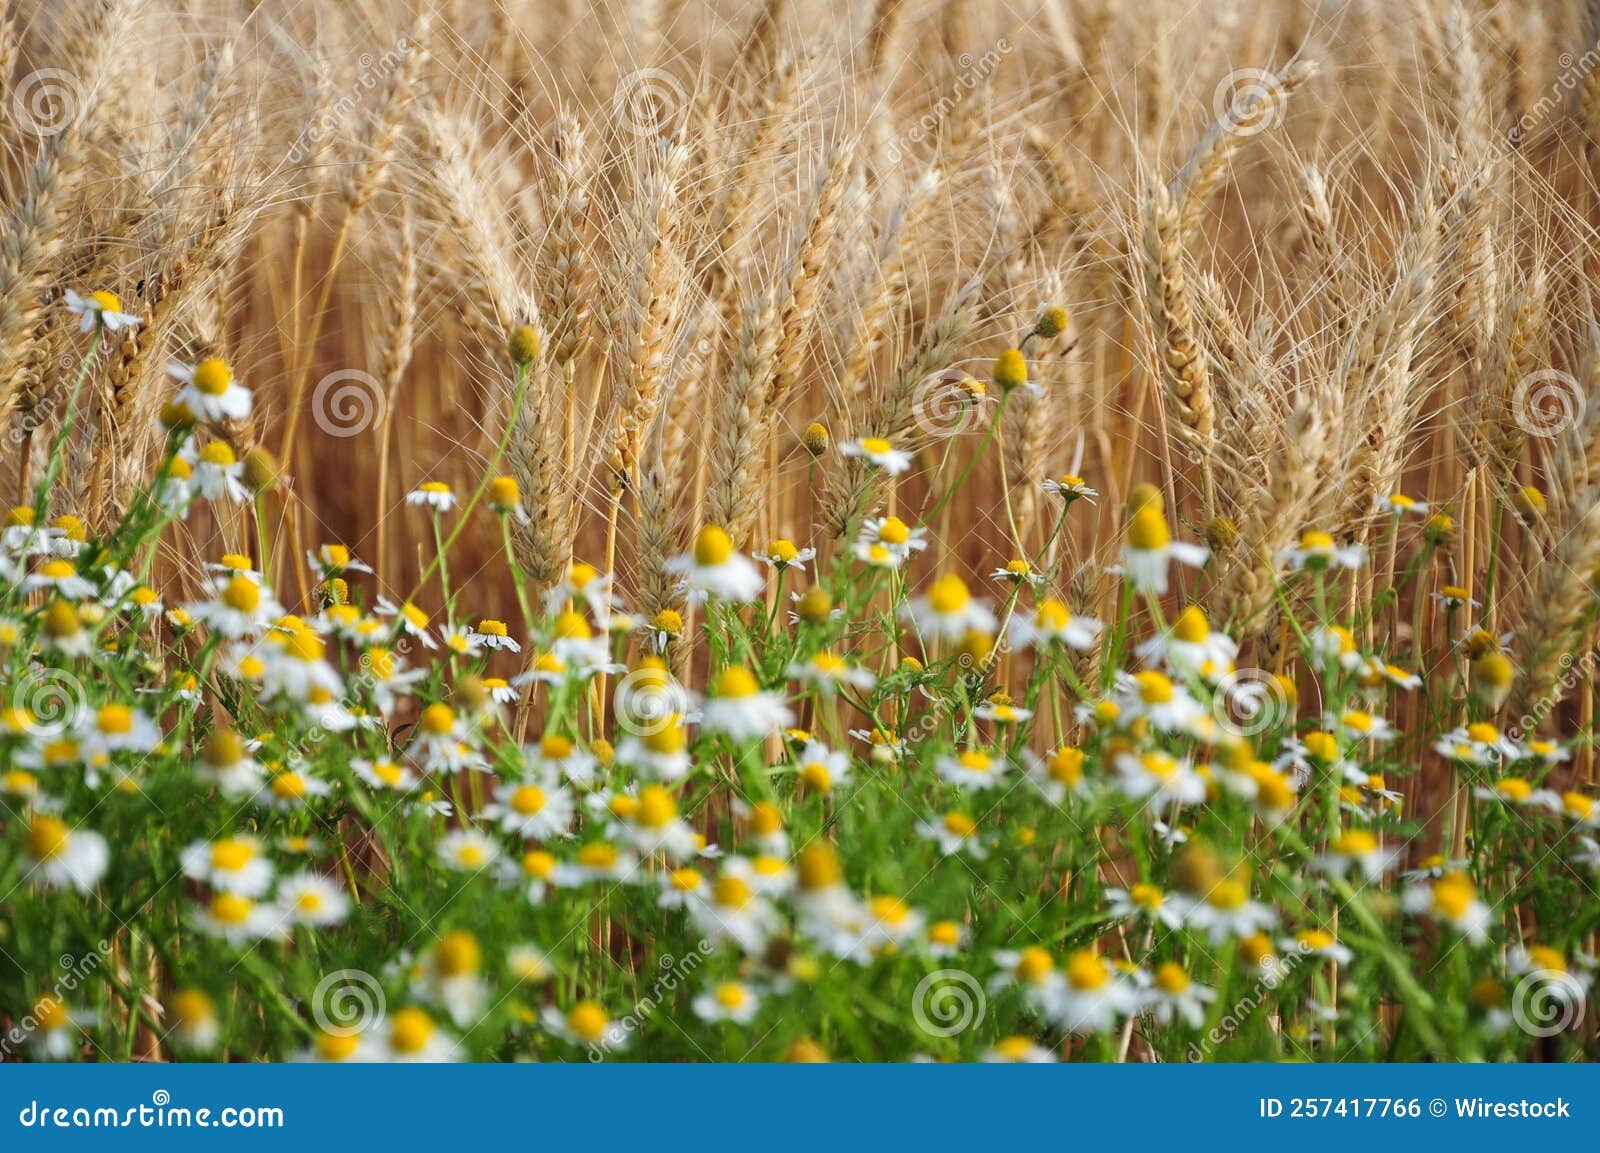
[{"xmin": 1, "ymin": 295, "xmax": 1597, "ymax": 1063}]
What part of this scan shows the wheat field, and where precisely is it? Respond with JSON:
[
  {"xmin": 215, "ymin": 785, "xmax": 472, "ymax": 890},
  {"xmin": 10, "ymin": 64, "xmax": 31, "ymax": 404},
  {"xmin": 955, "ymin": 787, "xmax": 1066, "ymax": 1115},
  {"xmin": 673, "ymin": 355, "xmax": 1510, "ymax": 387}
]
[{"xmin": 1, "ymin": 0, "xmax": 1599, "ymax": 1062}]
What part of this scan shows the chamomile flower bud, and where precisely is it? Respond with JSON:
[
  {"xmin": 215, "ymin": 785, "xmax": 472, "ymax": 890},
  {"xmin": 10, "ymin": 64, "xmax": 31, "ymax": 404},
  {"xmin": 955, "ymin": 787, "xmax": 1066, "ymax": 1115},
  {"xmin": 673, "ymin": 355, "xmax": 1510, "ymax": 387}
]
[
  {"xmin": 241, "ymin": 446, "xmax": 279, "ymax": 493},
  {"xmin": 801, "ymin": 421, "xmax": 830, "ymax": 455},
  {"xmin": 1423, "ymin": 513, "xmax": 1453, "ymax": 543},
  {"xmin": 507, "ymin": 323, "xmax": 541, "ymax": 366},
  {"xmin": 1034, "ymin": 305, "xmax": 1070, "ymax": 338},
  {"xmin": 1203, "ymin": 515, "xmax": 1237, "ymax": 552},
  {"xmin": 1513, "ymin": 484, "xmax": 1547, "ymax": 524},
  {"xmin": 793, "ymin": 585, "xmax": 833, "ymax": 623},
  {"xmin": 159, "ymin": 399, "xmax": 197, "ymax": 431},
  {"xmin": 992, "ymin": 348, "xmax": 1028, "ymax": 392},
  {"xmin": 1126, "ymin": 482, "xmax": 1163, "ymax": 514}
]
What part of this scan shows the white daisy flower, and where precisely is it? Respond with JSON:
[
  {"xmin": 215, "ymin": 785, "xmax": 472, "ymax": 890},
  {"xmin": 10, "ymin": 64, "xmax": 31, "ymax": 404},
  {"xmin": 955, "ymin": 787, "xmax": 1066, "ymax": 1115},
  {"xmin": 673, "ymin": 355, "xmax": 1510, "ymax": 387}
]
[
  {"xmin": 691, "ymin": 980, "xmax": 762, "ymax": 1025},
  {"xmin": 934, "ymin": 748, "xmax": 1011, "ymax": 791},
  {"xmin": 179, "ymin": 836, "xmax": 274, "ymax": 896},
  {"xmin": 1401, "ymin": 873, "xmax": 1492, "ymax": 943},
  {"xmin": 900, "ymin": 573, "xmax": 996, "ymax": 641},
  {"xmin": 168, "ymin": 356, "xmax": 251, "ymax": 421},
  {"xmin": 482, "ymin": 777, "xmax": 576, "ymax": 840},
  {"xmin": 437, "ymin": 828, "xmax": 502, "ymax": 873},
  {"xmin": 1008, "ymin": 598, "xmax": 1102, "ymax": 650},
  {"xmin": 665, "ymin": 525, "xmax": 765, "ymax": 603},
  {"xmin": 701, "ymin": 666, "xmax": 792, "ymax": 741},
  {"xmin": 276, "ymin": 871, "xmax": 351, "ymax": 927},
  {"xmin": 66, "ymin": 288, "xmax": 140, "ymax": 332},
  {"xmin": 407, "ymin": 481, "xmax": 456, "ymax": 512},
  {"xmin": 1043, "ymin": 474, "xmax": 1098, "ymax": 504},
  {"xmin": 1277, "ymin": 529, "xmax": 1365, "ymax": 571},
  {"xmin": 839, "ymin": 435, "xmax": 912, "ymax": 474},
  {"xmin": 23, "ymin": 815, "xmax": 109, "ymax": 892},
  {"xmin": 1123, "ymin": 506, "xmax": 1208, "ymax": 594}
]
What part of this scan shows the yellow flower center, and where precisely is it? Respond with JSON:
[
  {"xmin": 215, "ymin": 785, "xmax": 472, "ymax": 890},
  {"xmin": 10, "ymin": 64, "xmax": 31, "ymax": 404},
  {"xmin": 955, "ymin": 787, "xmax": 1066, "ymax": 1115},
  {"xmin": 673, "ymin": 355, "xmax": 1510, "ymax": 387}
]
[
  {"xmin": 1135, "ymin": 671, "xmax": 1174, "ymax": 704},
  {"xmin": 477, "ymin": 618, "xmax": 508, "ymax": 637},
  {"xmin": 1432, "ymin": 873, "xmax": 1477, "ymax": 920},
  {"xmin": 191, "ymin": 357, "xmax": 232, "ymax": 396},
  {"xmin": 210, "ymin": 838, "xmax": 255, "ymax": 871},
  {"xmin": 715, "ymin": 983, "xmax": 749, "ymax": 1010},
  {"xmin": 435, "ymin": 931, "xmax": 482, "ymax": 976},
  {"xmin": 566, "ymin": 1002, "xmax": 609, "ymax": 1043},
  {"xmin": 714, "ymin": 875, "xmax": 753, "ymax": 909},
  {"xmin": 1172, "ymin": 605, "xmax": 1209, "ymax": 642},
  {"xmin": 713, "ymin": 666, "xmax": 759, "ymax": 698},
  {"xmin": 511, "ymin": 785, "xmax": 547, "ymax": 815},
  {"xmin": 1334, "ymin": 829, "xmax": 1377, "ymax": 856},
  {"xmin": 27, "ymin": 815, "xmax": 70, "ymax": 861},
  {"xmin": 419, "ymin": 704, "xmax": 456, "ymax": 735},
  {"xmin": 1126, "ymin": 506, "xmax": 1172, "ymax": 551},
  {"xmin": 1048, "ymin": 746, "xmax": 1084, "ymax": 785},
  {"xmin": 869, "ymin": 895, "xmax": 911, "ymax": 925},
  {"xmin": 957, "ymin": 750, "xmax": 993, "ymax": 774},
  {"xmin": 693, "ymin": 525, "xmax": 735, "ymax": 567},
  {"xmin": 635, "ymin": 785, "xmax": 677, "ymax": 828},
  {"xmin": 942, "ymin": 811, "xmax": 977, "ymax": 838},
  {"xmin": 767, "ymin": 539, "xmax": 799, "ymax": 563},
  {"xmin": 1036, "ymin": 599, "xmax": 1071, "ymax": 630},
  {"xmin": 316, "ymin": 1031, "xmax": 360, "ymax": 1061},
  {"xmin": 89, "ymin": 290, "xmax": 123, "ymax": 313},
  {"xmin": 800, "ymin": 761, "xmax": 832, "ymax": 791},
  {"xmin": 1154, "ymin": 962, "xmax": 1190, "ymax": 993},
  {"xmin": 389, "ymin": 1007, "xmax": 436, "ymax": 1054},
  {"xmin": 576, "ymin": 843, "xmax": 618, "ymax": 870},
  {"xmin": 876, "ymin": 517, "xmax": 910, "ymax": 545},
  {"xmin": 209, "ymin": 892, "xmax": 255, "ymax": 925},
  {"xmin": 926, "ymin": 573, "xmax": 971, "ymax": 615},
  {"xmin": 1015, "ymin": 947, "xmax": 1054, "ymax": 984},
  {"xmin": 1496, "ymin": 777, "xmax": 1532, "ymax": 802},
  {"xmin": 1065, "ymin": 951, "xmax": 1110, "ymax": 990},
  {"xmin": 860, "ymin": 437, "xmax": 892, "ymax": 455}
]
